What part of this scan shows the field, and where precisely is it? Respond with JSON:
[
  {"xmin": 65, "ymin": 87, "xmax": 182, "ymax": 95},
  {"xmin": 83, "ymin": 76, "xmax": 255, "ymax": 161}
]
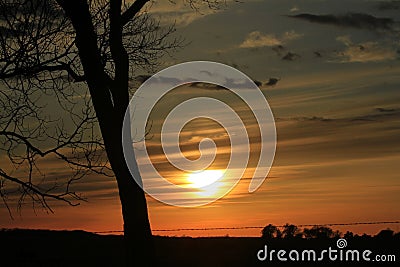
[{"xmin": 1, "ymin": 229, "xmax": 398, "ymax": 267}]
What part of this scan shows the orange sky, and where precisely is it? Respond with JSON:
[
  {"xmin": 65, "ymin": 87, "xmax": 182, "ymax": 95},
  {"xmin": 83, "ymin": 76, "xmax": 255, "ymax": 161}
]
[
  {"xmin": 2, "ymin": 68, "xmax": 399, "ymax": 236},
  {"xmin": 1, "ymin": 0, "xmax": 400, "ymax": 237}
]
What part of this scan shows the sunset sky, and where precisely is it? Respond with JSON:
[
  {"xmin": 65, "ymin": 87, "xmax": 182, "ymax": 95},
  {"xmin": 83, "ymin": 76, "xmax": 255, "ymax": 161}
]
[{"xmin": 1, "ymin": 0, "xmax": 400, "ymax": 237}]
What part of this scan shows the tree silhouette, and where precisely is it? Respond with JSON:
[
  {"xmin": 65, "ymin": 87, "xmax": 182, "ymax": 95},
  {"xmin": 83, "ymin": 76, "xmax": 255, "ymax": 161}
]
[
  {"xmin": 282, "ymin": 223, "xmax": 300, "ymax": 239},
  {"xmin": 261, "ymin": 224, "xmax": 281, "ymax": 239},
  {"xmin": 376, "ymin": 229, "xmax": 394, "ymax": 239},
  {"xmin": 260, "ymin": 224, "xmax": 400, "ymax": 244},
  {"xmin": 344, "ymin": 230, "xmax": 354, "ymax": 239},
  {"xmin": 0, "ymin": 0, "xmax": 222, "ymax": 266},
  {"xmin": 303, "ymin": 226, "xmax": 340, "ymax": 239},
  {"xmin": 393, "ymin": 231, "xmax": 400, "ymax": 239}
]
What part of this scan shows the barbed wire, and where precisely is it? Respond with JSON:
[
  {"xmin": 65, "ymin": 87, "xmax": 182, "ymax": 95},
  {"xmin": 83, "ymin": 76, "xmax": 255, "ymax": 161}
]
[{"xmin": 93, "ymin": 220, "xmax": 400, "ymax": 234}]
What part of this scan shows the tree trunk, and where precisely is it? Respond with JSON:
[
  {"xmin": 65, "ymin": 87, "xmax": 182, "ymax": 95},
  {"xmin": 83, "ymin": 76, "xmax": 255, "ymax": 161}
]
[
  {"xmin": 56, "ymin": 1, "xmax": 154, "ymax": 266},
  {"xmin": 109, "ymin": 135, "xmax": 154, "ymax": 267}
]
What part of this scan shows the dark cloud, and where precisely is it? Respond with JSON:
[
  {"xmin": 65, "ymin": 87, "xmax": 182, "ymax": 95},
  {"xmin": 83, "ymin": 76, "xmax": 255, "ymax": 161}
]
[
  {"xmin": 188, "ymin": 82, "xmax": 226, "ymax": 90},
  {"xmin": 282, "ymin": 52, "xmax": 301, "ymax": 61},
  {"xmin": 190, "ymin": 78, "xmax": 281, "ymax": 88},
  {"xmin": 348, "ymin": 108, "xmax": 400, "ymax": 122},
  {"xmin": 376, "ymin": 1, "xmax": 400, "ymax": 10},
  {"xmin": 277, "ymin": 108, "xmax": 400, "ymax": 123},
  {"xmin": 190, "ymin": 78, "xmax": 282, "ymax": 89},
  {"xmin": 134, "ymin": 75, "xmax": 260, "ymax": 90},
  {"xmin": 188, "ymin": 78, "xmax": 263, "ymax": 90},
  {"xmin": 376, "ymin": 107, "xmax": 398, "ymax": 113},
  {"xmin": 272, "ymin": 45, "xmax": 286, "ymax": 56},
  {"xmin": 288, "ymin": 13, "xmax": 395, "ymax": 31},
  {"xmin": 276, "ymin": 116, "xmax": 332, "ymax": 122},
  {"xmin": 265, "ymin": 78, "xmax": 281, "ymax": 86},
  {"xmin": 253, "ymin": 80, "xmax": 262, "ymax": 87},
  {"xmin": 314, "ymin": 51, "xmax": 323, "ymax": 58}
]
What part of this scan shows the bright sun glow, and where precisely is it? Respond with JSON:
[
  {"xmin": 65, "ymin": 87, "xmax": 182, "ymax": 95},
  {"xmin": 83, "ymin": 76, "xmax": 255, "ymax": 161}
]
[{"xmin": 187, "ymin": 170, "xmax": 225, "ymax": 188}]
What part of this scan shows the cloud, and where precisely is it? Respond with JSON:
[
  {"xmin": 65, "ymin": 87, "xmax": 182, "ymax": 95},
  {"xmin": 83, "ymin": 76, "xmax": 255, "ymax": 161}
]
[
  {"xmin": 277, "ymin": 108, "xmax": 400, "ymax": 123},
  {"xmin": 253, "ymin": 80, "xmax": 262, "ymax": 87},
  {"xmin": 239, "ymin": 30, "xmax": 303, "ymax": 48},
  {"xmin": 282, "ymin": 52, "xmax": 301, "ymax": 61},
  {"xmin": 314, "ymin": 51, "xmax": 323, "ymax": 58},
  {"xmin": 375, "ymin": 107, "xmax": 400, "ymax": 113},
  {"xmin": 272, "ymin": 45, "xmax": 286, "ymax": 56},
  {"xmin": 376, "ymin": 1, "xmax": 400, "ymax": 10},
  {"xmin": 240, "ymin": 31, "xmax": 280, "ymax": 48},
  {"xmin": 188, "ymin": 82, "xmax": 227, "ymax": 90},
  {"xmin": 339, "ymin": 45, "xmax": 397, "ymax": 62},
  {"xmin": 265, "ymin": 78, "xmax": 281, "ymax": 86},
  {"xmin": 153, "ymin": 10, "xmax": 216, "ymax": 27},
  {"xmin": 288, "ymin": 13, "xmax": 395, "ymax": 31},
  {"xmin": 147, "ymin": 0, "xmax": 242, "ymax": 27},
  {"xmin": 146, "ymin": 1, "xmax": 220, "ymax": 27},
  {"xmin": 335, "ymin": 36, "xmax": 398, "ymax": 63},
  {"xmin": 336, "ymin": 35, "xmax": 352, "ymax": 46},
  {"xmin": 276, "ymin": 116, "xmax": 332, "ymax": 122}
]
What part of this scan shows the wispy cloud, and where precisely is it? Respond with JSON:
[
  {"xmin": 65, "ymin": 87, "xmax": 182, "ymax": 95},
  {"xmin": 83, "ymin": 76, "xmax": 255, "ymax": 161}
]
[
  {"xmin": 277, "ymin": 107, "xmax": 400, "ymax": 123},
  {"xmin": 288, "ymin": 13, "xmax": 395, "ymax": 32},
  {"xmin": 147, "ymin": 0, "xmax": 242, "ymax": 27},
  {"xmin": 146, "ymin": 1, "xmax": 218, "ymax": 27},
  {"xmin": 239, "ymin": 30, "xmax": 303, "ymax": 48},
  {"xmin": 290, "ymin": 6, "xmax": 299, "ymax": 13},
  {"xmin": 335, "ymin": 35, "xmax": 398, "ymax": 63}
]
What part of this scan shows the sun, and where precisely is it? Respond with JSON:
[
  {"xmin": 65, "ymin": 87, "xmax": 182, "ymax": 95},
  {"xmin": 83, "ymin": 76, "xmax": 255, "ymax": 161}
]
[{"xmin": 187, "ymin": 170, "xmax": 225, "ymax": 188}]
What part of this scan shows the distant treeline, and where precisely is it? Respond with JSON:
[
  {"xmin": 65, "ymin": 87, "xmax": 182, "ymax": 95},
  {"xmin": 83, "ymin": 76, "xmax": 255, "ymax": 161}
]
[{"xmin": 261, "ymin": 223, "xmax": 400, "ymax": 240}]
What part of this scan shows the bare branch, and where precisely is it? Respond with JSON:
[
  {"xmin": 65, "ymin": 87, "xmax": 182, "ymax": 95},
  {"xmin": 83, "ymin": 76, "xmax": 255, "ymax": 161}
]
[
  {"xmin": 0, "ymin": 0, "xmax": 182, "ymax": 215},
  {"xmin": 0, "ymin": 63, "xmax": 85, "ymax": 82},
  {"xmin": 0, "ymin": 169, "xmax": 82, "ymax": 210},
  {"xmin": 121, "ymin": 0, "xmax": 150, "ymax": 26}
]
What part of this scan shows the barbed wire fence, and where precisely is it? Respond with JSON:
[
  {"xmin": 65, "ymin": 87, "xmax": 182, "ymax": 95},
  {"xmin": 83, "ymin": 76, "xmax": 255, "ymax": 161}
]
[{"xmin": 93, "ymin": 220, "xmax": 400, "ymax": 234}]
